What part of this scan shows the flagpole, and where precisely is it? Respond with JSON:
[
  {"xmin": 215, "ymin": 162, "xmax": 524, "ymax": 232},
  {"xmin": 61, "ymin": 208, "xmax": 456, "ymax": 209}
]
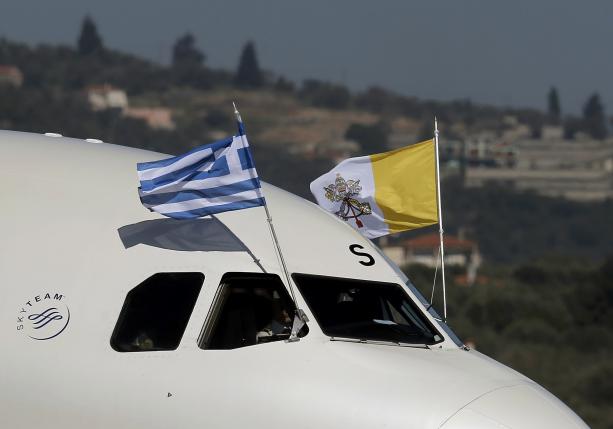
[
  {"xmin": 232, "ymin": 102, "xmax": 308, "ymax": 340},
  {"xmin": 434, "ymin": 117, "xmax": 447, "ymax": 322}
]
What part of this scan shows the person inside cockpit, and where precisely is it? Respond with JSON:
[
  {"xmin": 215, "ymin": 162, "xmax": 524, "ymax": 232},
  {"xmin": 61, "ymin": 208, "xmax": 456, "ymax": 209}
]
[{"xmin": 255, "ymin": 289, "xmax": 292, "ymax": 342}]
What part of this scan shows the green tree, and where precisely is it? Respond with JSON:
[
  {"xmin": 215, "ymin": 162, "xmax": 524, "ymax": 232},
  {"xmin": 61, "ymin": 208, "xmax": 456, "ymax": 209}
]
[
  {"xmin": 547, "ymin": 87, "xmax": 561, "ymax": 123},
  {"xmin": 583, "ymin": 93, "xmax": 607, "ymax": 139},
  {"xmin": 172, "ymin": 33, "xmax": 205, "ymax": 67},
  {"xmin": 355, "ymin": 86, "xmax": 394, "ymax": 113},
  {"xmin": 234, "ymin": 41, "xmax": 263, "ymax": 88},
  {"xmin": 274, "ymin": 76, "xmax": 295, "ymax": 92},
  {"xmin": 563, "ymin": 117, "xmax": 582, "ymax": 139},
  {"xmin": 345, "ymin": 122, "xmax": 388, "ymax": 155},
  {"xmin": 170, "ymin": 33, "xmax": 210, "ymax": 89},
  {"xmin": 299, "ymin": 79, "xmax": 351, "ymax": 109},
  {"xmin": 77, "ymin": 16, "xmax": 104, "ymax": 56}
]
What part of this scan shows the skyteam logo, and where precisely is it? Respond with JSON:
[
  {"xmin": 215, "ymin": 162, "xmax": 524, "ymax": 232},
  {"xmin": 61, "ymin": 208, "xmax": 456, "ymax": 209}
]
[{"xmin": 17, "ymin": 293, "xmax": 70, "ymax": 340}]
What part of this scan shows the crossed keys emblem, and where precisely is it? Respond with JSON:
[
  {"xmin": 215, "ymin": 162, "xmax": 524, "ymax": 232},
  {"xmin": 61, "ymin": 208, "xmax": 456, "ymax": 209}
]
[{"xmin": 323, "ymin": 173, "xmax": 372, "ymax": 228}]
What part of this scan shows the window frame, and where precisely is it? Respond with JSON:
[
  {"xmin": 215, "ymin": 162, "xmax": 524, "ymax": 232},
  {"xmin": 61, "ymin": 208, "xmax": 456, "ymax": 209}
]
[
  {"xmin": 110, "ymin": 272, "xmax": 204, "ymax": 353},
  {"xmin": 292, "ymin": 273, "xmax": 444, "ymax": 346},
  {"xmin": 198, "ymin": 272, "xmax": 299, "ymax": 350}
]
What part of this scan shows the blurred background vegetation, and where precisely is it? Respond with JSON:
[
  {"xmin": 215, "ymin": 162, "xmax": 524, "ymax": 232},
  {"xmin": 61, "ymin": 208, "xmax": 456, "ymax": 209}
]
[
  {"xmin": 406, "ymin": 257, "xmax": 613, "ymax": 427},
  {"xmin": 1, "ymin": 16, "xmax": 612, "ymax": 428}
]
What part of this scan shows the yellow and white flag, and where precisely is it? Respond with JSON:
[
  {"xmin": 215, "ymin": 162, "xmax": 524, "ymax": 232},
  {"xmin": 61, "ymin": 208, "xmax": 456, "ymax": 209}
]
[{"xmin": 310, "ymin": 139, "xmax": 438, "ymax": 238}]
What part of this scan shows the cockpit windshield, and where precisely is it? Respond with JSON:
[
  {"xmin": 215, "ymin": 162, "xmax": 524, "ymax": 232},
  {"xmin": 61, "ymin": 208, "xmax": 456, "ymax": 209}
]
[{"xmin": 293, "ymin": 274, "xmax": 443, "ymax": 345}]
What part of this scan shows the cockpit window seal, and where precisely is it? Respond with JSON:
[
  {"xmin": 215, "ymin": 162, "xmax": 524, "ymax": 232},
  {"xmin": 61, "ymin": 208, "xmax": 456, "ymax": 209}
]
[
  {"xmin": 369, "ymin": 242, "xmax": 464, "ymax": 347},
  {"xmin": 110, "ymin": 272, "xmax": 204, "ymax": 353},
  {"xmin": 292, "ymin": 273, "xmax": 444, "ymax": 347},
  {"xmin": 404, "ymin": 279, "xmax": 464, "ymax": 347},
  {"xmin": 198, "ymin": 272, "xmax": 308, "ymax": 350}
]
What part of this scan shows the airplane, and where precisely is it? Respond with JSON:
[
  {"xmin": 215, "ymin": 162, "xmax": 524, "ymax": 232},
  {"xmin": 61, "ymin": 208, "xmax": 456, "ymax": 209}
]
[{"xmin": 1, "ymin": 130, "xmax": 588, "ymax": 428}]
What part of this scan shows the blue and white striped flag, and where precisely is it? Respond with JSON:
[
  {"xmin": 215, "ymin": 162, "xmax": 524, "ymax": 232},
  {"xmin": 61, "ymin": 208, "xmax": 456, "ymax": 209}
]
[{"xmin": 137, "ymin": 130, "xmax": 265, "ymax": 219}]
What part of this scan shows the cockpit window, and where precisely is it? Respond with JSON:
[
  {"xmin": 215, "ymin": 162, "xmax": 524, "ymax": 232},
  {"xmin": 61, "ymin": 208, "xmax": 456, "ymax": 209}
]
[
  {"xmin": 111, "ymin": 272, "xmax": 203, "ymax": 352},
  {"xmin": 404, "ymin": 279, "xmax": 464, "ymax": 347},
  {"xmin": 293, "ymin": 274, "xmax": 443, "ymax": 345},
  {"xmin": 199, "ymin": 273, "xmax": 307, "ymax": 350}
]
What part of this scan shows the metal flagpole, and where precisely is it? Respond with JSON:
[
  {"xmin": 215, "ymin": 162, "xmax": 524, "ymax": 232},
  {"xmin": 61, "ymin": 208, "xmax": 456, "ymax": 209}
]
[
  {"xmin": 232, "ymin": 102, "xmax": 308, "ymax": 340},
  {"xmin": 434, "ymin": 117, "xmax": 448, "ymax": 322}
]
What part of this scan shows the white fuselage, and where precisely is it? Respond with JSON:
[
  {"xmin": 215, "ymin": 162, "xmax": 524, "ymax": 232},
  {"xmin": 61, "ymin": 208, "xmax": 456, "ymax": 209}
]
[{"xmin": 0, "ymin": 131, "xmax": 587, "ymax": 428}]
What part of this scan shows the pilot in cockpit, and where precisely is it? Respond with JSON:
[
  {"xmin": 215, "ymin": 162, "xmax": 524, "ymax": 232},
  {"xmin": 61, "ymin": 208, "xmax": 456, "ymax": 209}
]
[{"xmin": 255, "ymin": 289, "xmax": 292, "ymax": 342}]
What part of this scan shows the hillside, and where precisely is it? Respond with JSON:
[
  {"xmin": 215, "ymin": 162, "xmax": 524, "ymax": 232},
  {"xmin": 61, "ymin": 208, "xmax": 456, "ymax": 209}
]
[{"xmin": 1, "ymin": 37, "xmax": 613, "ymax": 267}]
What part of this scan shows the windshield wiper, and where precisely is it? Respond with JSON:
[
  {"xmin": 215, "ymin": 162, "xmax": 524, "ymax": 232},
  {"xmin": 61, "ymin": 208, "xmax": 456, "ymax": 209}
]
[{"xmin": 329, "ymin": 336, "xmax": 431, "ymax": 349}]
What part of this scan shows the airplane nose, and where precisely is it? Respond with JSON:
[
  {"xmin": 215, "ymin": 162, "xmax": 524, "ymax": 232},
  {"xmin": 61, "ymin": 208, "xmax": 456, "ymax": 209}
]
[{"xmin": 440, "ymin": 383, "xmax": 588, "ymax": 429}]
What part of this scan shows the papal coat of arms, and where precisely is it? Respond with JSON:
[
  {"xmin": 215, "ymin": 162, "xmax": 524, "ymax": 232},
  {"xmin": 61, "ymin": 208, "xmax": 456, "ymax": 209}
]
[{"xmin": 323, "ymin": 173, "xmax": 372, "ymax": 228}]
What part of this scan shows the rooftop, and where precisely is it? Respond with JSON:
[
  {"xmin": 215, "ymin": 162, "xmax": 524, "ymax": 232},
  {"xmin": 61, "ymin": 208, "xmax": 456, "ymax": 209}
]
[{"xmin": 404, "ymin": 234, "xmax": 477, "ymax": 251}]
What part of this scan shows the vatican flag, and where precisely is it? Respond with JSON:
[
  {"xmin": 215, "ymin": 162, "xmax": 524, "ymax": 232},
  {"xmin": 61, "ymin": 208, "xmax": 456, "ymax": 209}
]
[{"xmin": 310, "ymin": 139, "xmax": 438, "ymax": 238}]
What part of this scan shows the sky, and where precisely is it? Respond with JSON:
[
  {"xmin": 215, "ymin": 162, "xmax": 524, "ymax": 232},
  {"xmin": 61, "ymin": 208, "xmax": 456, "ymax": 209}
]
[{"xmin": 2, "ymin": 0, "xmax": 612, "ymax": 114}]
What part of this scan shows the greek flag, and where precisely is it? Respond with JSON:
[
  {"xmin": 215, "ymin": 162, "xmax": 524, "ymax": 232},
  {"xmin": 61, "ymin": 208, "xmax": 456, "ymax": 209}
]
[{"xmin": 137, "ymin": 130, "xmax": 265, "ymax": 219}]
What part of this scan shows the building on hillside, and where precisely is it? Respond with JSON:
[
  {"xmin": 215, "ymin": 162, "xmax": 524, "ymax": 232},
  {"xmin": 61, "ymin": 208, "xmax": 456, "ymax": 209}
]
[
  {"xmin": 437, "ymin": 138, "xmax": 464, "ymax": 167},
  {"xmin": 123, "ymin": 107, "xmax": 175, "ymax": 130},
  {"xmin": 0, "ymin": 65, "xmax": 24, "ymax": 87},
  {"xmin": 464, "ymin": 138, "xmax": 613, "ymax": 201},
  {"xmin": 441, "ymin": 133, "xmax": 516, "ymax": 169},
  {"xmin": 382, "ymin": 233, "xmax": 482, "ymax": 285},
  {"xmin": 465, "ymin": 132, "xmax": 517, "ymax": 167},
  {"xmin": 501, "ymin": 123, "xmax": 531, "ymax": 142},
  {"xmin": 541, "ymin": 125, "xmax": 564, "ymax": 140},
  {"xmin": 86, "ymin": 84, "xmax": 129, "ymax": 111}
]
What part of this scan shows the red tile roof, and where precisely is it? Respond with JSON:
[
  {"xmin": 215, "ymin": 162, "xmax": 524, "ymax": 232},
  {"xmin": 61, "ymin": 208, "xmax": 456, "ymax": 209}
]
[
  {"xmin": 0, "ymin": 65, "xmax": 22, "ymax": 77},
  {"xmin": 404, "ymin": 233, "xmax": 476, "ymax": 250}
]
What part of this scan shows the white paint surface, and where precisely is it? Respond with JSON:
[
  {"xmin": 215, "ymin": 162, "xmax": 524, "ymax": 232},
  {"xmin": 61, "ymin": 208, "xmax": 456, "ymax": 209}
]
[{"xmin": 0, "ymin": 131, "xmax": 587, "ymax": 428}]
